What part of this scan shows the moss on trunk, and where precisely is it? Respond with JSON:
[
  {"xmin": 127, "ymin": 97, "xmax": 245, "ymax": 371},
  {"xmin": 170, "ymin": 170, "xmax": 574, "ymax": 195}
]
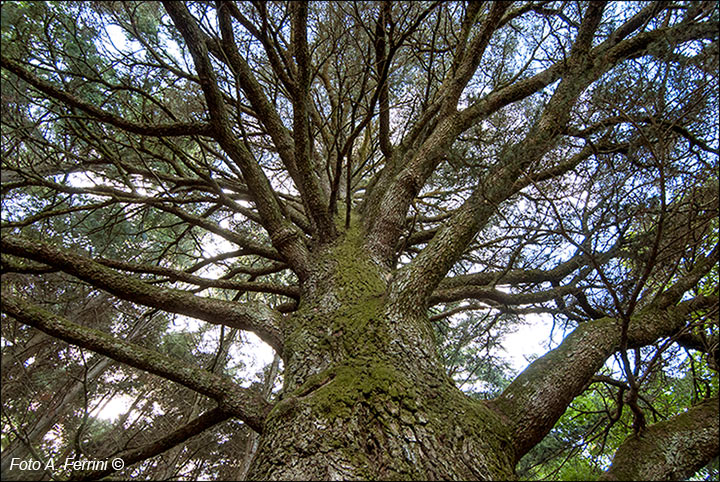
[
  {"xmin": 248, "ymin": 358, "xmax": 516, "ymax": 480},
  {"xmin": 247, "ymin": 230, "xmax": 516, "ymax": 480}
]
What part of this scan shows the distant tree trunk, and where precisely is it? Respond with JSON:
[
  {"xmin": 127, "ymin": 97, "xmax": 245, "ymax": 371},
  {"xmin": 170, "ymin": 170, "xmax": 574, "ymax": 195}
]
[
  {"xmin": 237, "ymin": 353, "xmax": 281, "ymax": 480},
  {"xmin": 0, "ymin": 357, "xmax": 112, "ymax": 480}
]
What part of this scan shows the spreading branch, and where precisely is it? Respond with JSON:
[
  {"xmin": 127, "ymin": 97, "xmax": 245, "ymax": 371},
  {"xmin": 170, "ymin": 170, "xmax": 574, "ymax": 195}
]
[
  {"xmin": 1, "ymin": 235, "xmax": 284, "ymax": 353},
  {"xmin": 0, "ymin": 56, "xmax": 212, "ymax": 138},
  {"xmin": 162, "ymin": 1, "xmax": 312, "ymax": 278},
  {"xmin": 1, "ymin": 295, "xmax": 271, "ymax": 433},
  {"xmin": 494, "ymin": 247, "xmax": 719, "ymax": 459}
]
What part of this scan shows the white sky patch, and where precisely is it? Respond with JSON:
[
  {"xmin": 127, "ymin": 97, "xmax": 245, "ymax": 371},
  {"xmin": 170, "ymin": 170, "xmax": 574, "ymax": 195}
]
[
  {"xmin": 104, "ymin": 24, "xmax": 129, "ymax": 50},
  {"xmin": 65, "ymin": 171, "xmax": 158, "ymax": 198},
  {"xmin": 102, "ymin": 23, "xmax": 144, "ymax": 56},
  {"xmin": 229, "ymin": 333, "xmax": 276, "ymax": 387},
  {"xmin": 502, "ymin": 313, "xmax": 555, "ymax": 372},
  {"xmin": 197, "ymin": 233, "xmax": 239, "ymax": 279},
  {"xmin": 65, "ymin": 172, "xmax": 100, "ymax": 189},
  {"xmin": 167, "ymin": 314, "xmax": 203, "ymax": 334},
  {"xmin": 92, "ymin": 394, "xmax": 134, "ymax": 421}
]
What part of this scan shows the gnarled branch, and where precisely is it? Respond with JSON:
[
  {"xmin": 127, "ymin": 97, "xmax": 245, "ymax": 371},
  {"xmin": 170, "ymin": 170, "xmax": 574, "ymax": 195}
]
[
  {"xmin": 493, "ymin": 248, "xmax": 718, "ymax": 459},
  {"xmin": 600, "ymin": 397, "xmax": 719, "ymax": 481}
]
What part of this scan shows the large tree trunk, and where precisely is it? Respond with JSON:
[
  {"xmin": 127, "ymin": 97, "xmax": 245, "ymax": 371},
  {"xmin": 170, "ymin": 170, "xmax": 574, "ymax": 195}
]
[
  {"xmin": 2, "ymin": 1, "xmax": 718, "ymax": 480},
  {"xmin": 247, "ymin": 229, "xmax": 515, "ymax": 480}
]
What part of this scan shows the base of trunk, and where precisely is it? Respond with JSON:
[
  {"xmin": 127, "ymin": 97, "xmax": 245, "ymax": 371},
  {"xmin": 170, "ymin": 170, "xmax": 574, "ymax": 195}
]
[{"xmin": 247, "ymin": 361, "xmax": 515, "ymax": 480}]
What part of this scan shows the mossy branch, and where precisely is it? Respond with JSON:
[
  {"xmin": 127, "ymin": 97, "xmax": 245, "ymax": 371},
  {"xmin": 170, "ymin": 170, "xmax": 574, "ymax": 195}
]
[{"xmin": 494, "ymin": 289, "xmax": 718, "ymax": 460}]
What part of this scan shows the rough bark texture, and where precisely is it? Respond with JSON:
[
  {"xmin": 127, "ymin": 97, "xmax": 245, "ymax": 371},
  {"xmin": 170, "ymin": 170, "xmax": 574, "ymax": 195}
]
[
  {"xmin": 600, "ymin": 397, "xmax": 719, "ymax": 481},
  {"xmin": 246, "ymin": 224, "xmax": 516, "ymax": 480}
]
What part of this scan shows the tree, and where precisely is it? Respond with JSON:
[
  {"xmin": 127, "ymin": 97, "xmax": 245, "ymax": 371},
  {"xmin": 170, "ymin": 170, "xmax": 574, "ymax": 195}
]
[{"xmin": 1, "ymin": 1, "xmax": 718, "ymax": 480}]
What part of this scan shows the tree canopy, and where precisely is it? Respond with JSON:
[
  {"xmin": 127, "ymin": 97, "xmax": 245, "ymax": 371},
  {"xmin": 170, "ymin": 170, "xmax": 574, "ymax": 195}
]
[{"xmin": 1, "ymin": 1, "xmax": 718, "ymax": 480}]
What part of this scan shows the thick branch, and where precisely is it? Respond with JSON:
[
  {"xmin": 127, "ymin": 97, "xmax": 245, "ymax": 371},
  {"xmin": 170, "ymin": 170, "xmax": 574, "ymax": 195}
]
[
  {"xmin": 163, "ymin": 1, "xmax": 312, "ymax": 279},
  {"xmin": 374, "ymin": 0, "xmax": 392, "ymax": 159},
  {"xmin": 1, "ymin": 295, "xmax": 271, "ymax": 433},
  {"xmin": 458, "ymin": 6, "xmax": 716, "ymax": 131},
  {"xmin": 429, "ymin": 282, "xmax": 580, "ymax": 307},
  {"xmin": 599, "ymin": 397, "xmax": 719, "ymax": 481},
  {"xmin": 389, "ymin": 5, "xmax": 720, "ymax": 310},
  {"xmin": 289, "ymin": 1, "xmax": 336, "ymax": 240},
  {"xmin": 493, "ymin": 280, "xmax": 718, "ymax": 461},
  {"xmin": 1, "ymin": 235, "xmax": 284, "ymax": 353},
  {"xmin": 365, "ymin": 3, "xmax": 605, "ymax": 266},
  {"xmin": 224, "ymin": 2, "xmax": 296, "ymax": 94},
  {"xmin": 435, "ymin": 247, "xmax": 614, "ymax": 292},
  {"xmin": 440, "ymin": 1, "xmax": 511, "ymax": 115},
  {"xmin": 397, "ymin": 144, "xmax": 595, "ymax": 310},
  {"xmin": 215, "ymin": 3, "xmax": 334, "ymax": 241}
]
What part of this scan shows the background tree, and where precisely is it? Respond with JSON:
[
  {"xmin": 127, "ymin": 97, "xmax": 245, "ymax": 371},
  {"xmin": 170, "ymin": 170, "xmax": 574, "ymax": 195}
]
[{"xmin": 1, "ymin": 1, "xmax": 718, "ymax": 480}]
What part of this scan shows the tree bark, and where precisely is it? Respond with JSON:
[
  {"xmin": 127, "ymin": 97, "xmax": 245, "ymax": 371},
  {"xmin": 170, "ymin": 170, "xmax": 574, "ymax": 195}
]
[
  {"xmin": 600, "ymin": 397, "xmax": 719, "ymax": 481},
  {"xmin": 4, "ymin": 224, "xmax": 717, "ymax": 480},
  {"xmin": 246, "ymin": 227, "xmax": 516, "ymax": 480}
]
